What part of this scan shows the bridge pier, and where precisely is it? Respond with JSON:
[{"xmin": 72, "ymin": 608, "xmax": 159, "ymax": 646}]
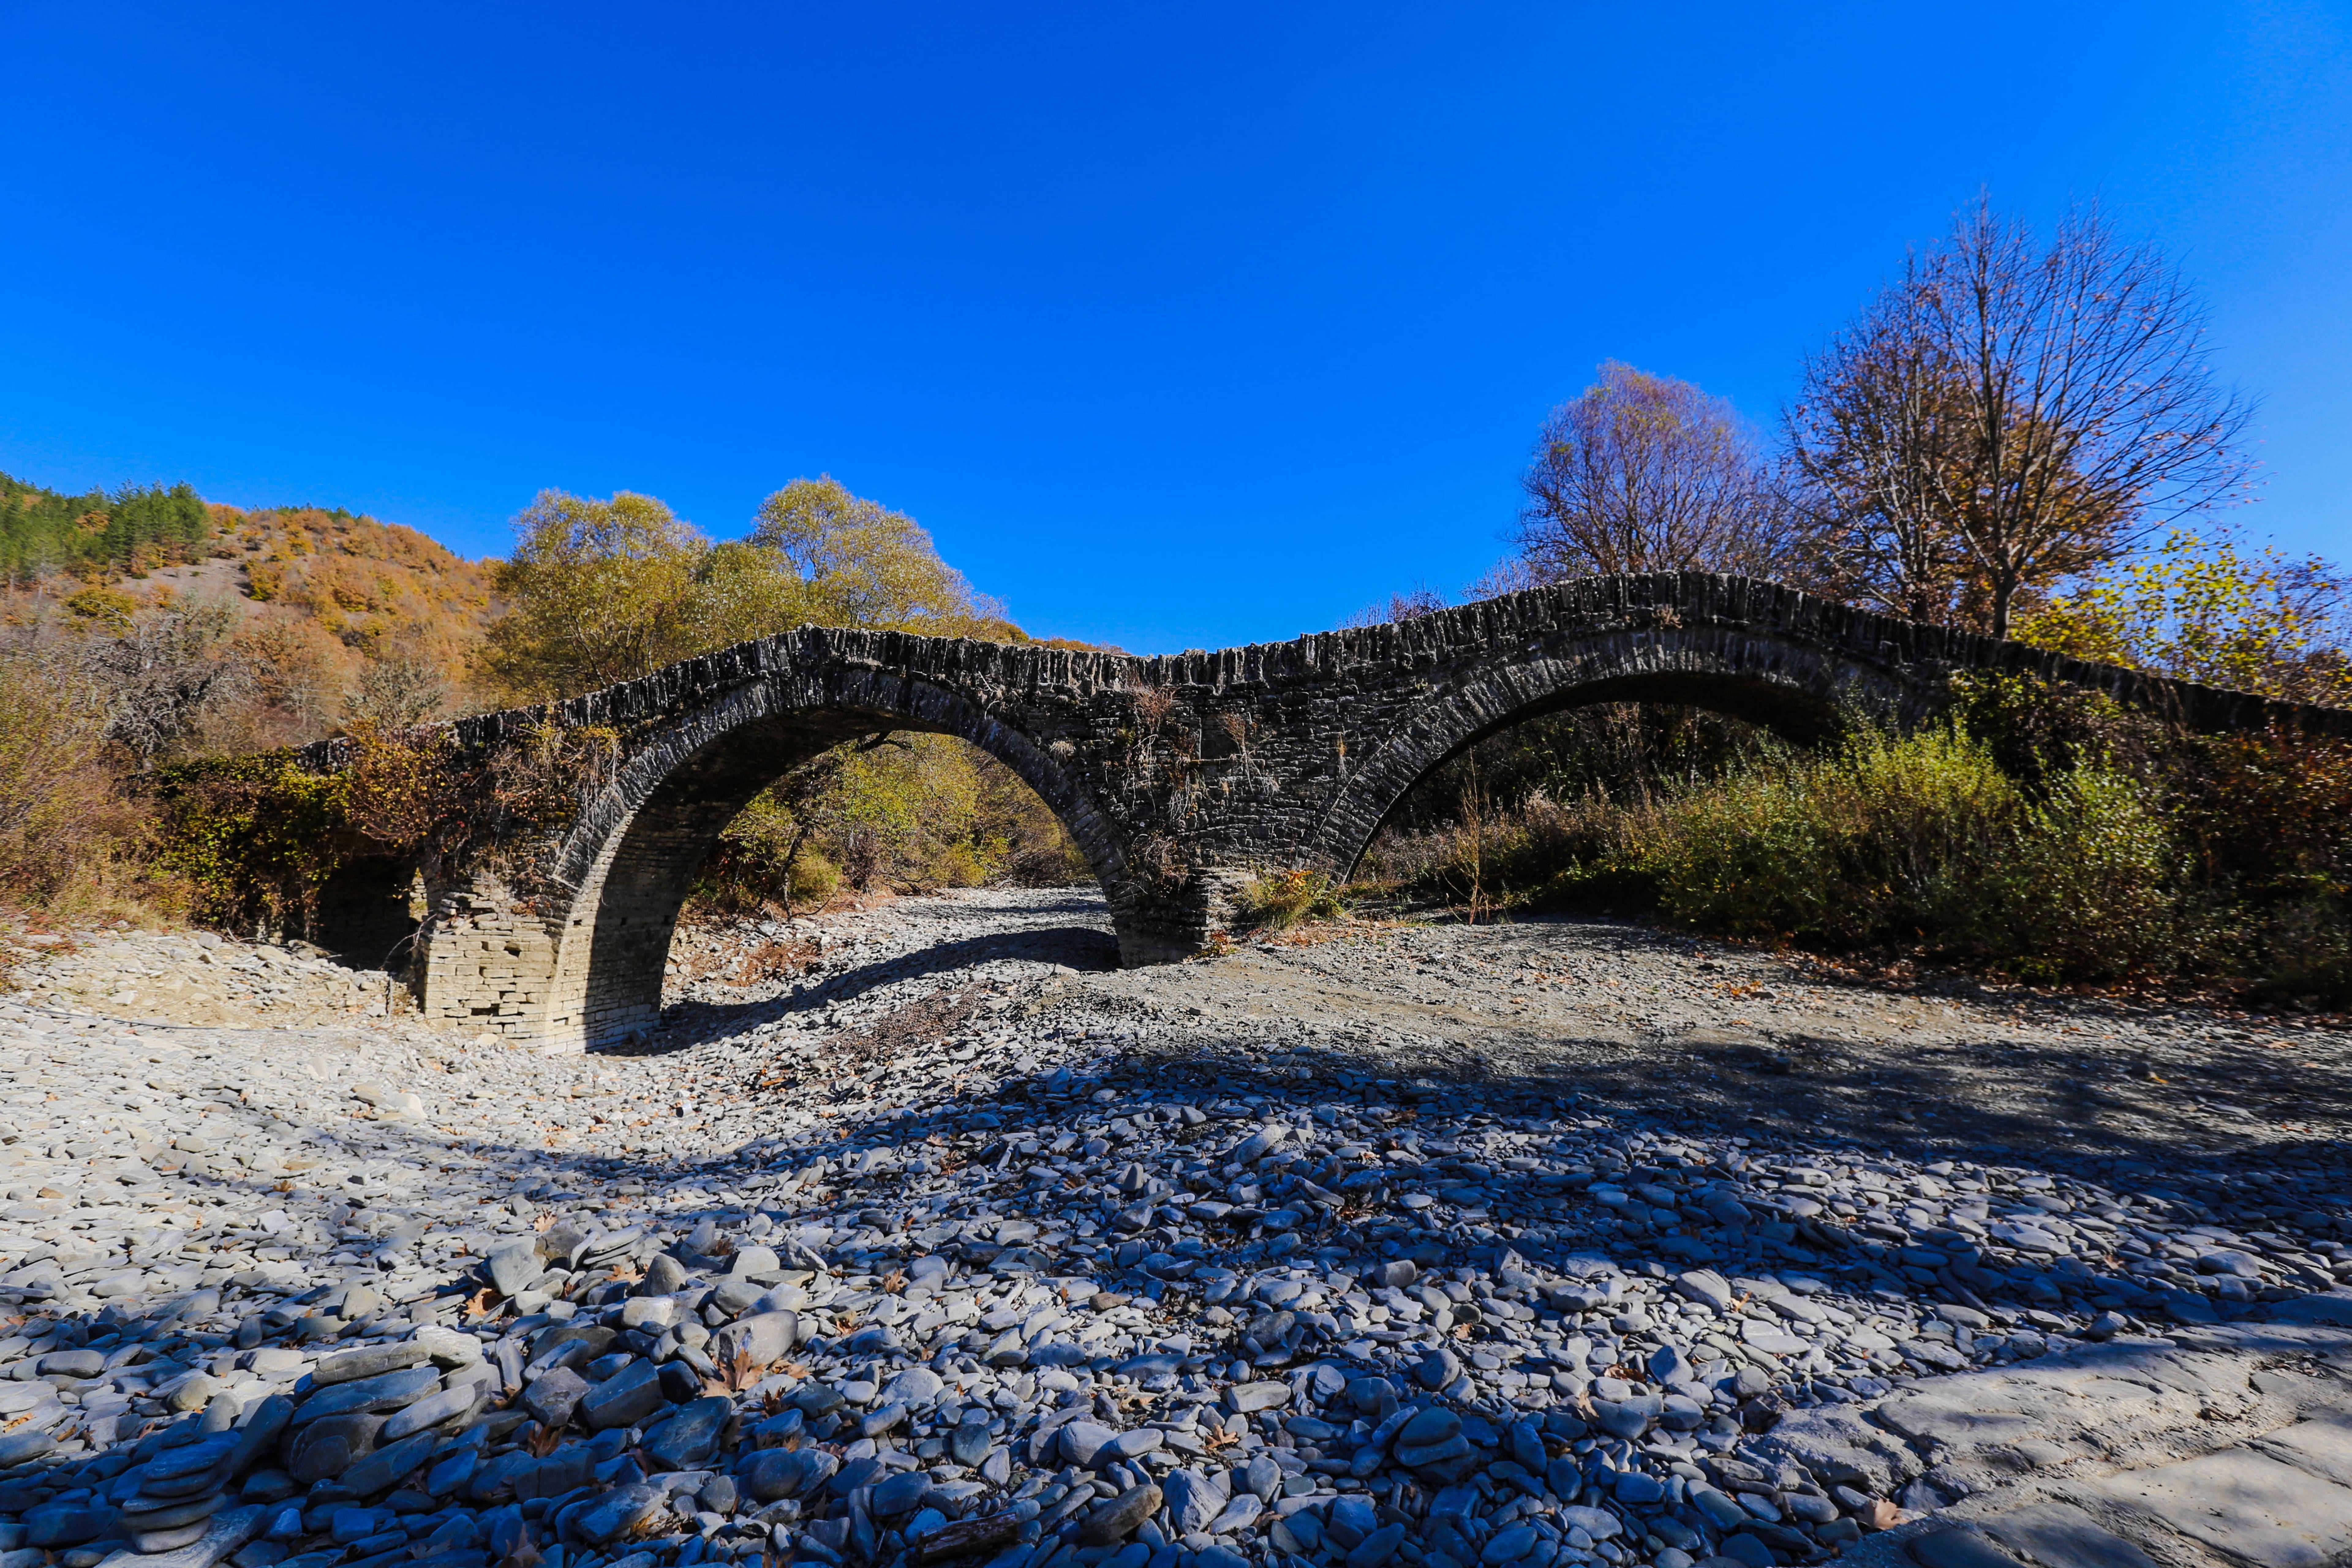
[
  {"xmin": 409, "ymin": 878, "xmax": 571, "ymax": 1046},
  {"xmin": 1109, "ymin": 868, "xmax": 1259, "ymax": 967}
]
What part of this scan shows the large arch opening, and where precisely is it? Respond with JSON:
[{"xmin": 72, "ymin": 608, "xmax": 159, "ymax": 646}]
[
  {"xmin": 531, "ymin": 678, "xmax": 1123, "ymax": 1049},
  {"xmin": 684, "ymin": 733, "xmax": 1091, "ymax": 927},
  {"xmin": 1304, "ymin": 640, "xmax": 1906, "ymax": 901}
]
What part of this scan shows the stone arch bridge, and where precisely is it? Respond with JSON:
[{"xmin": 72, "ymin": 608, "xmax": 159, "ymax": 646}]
[{"xmin": 299, "ymin": 574, "xmax": 2350, "ymax": 1052}]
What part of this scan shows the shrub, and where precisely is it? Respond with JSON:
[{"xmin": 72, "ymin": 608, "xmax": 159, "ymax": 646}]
[
  {"xmin": 928, "ymin": 839, "xmax": 992, "ymax": 889},
  {"xmin": 1631, "ymin": 729, "xmax": 2192, "ymax": 979},
  {"xmin": 1643, "ymin": 726, "xmax": 2023, "ymax": 948},
  {"xmin": 0, "ymin": 650, "xmax": 175, "ymax": 917},
  {"xmin": 1234, "ymin": 870, "xmax": 1346, "ymax": 933},
  {"xmin": 2167, "ymin": 727, "xmax": 2352, "ymax": 1005},
  {"xmin": 154, "ymin": 753, "xmax": 351, "ymax": 932},
  {"xmin": 1997, "ymin": 766, "xmax": 2176, "ymax": 980},
  {"xmin": 1366, "ymin": 716, "xmax": 2216, "ymax": 986}
]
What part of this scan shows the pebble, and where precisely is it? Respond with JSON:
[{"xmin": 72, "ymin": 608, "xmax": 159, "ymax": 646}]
[{"xmin": 3, "ymin": 888, "xmax": 2350, "ymax": 1568}]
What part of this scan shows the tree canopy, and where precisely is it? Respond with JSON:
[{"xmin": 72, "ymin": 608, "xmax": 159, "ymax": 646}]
[
  {"xmin": 483, "ymin": 478, "xmax": 1019, "ymax": 703},
  {"xmin": 1516, "ymin": 363, "xmax": 1792, "ymax": 581},
  {"xmin": 1784, "ymin": 200, "xmax": 2252, "ymax": 638},
  {"xmin": 1, "ymin": 471, "xmax": 210, "ymax": 586}
]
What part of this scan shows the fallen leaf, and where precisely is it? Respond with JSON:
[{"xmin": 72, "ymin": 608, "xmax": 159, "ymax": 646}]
[{"xmin": 1859, "ymin": 1498, "xmax": 1907, "ymax": 1530}]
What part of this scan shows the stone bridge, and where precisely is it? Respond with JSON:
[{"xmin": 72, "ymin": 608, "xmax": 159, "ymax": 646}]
[{"xmin": 302, "ymin": 573, "xmax": 2351, "ymax": 1052}]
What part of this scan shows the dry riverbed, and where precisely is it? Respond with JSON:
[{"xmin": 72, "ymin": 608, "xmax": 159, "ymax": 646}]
[{"xmin": 5, "ymin": 888, "xmax": 2352, "ymax": 1568}]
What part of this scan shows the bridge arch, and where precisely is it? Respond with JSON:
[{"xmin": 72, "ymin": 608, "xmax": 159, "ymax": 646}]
[
  {"xmin": 1299, "ymin": 619, "xmax": 1921, "ymax": 875},
  {"xmin": 442, "ymin": 667, "xmax": 1126, "ymax": 1051}
]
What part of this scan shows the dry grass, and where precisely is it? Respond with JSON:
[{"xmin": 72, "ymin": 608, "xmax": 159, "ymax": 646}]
[
  {"xmin": 730, "ymin": 938, "xmax": 818, "ymax": 986},
  {"xmin": 1232, "ymin": 869, "xmax": 1347, "ymax": 934}
]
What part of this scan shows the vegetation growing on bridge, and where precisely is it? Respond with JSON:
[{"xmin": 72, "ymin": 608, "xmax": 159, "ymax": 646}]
[{"xmin": 148, "ymin": 718, "xmax": 624, "ymax": 936}]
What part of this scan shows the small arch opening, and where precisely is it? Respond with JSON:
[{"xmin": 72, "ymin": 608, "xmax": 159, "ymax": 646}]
[{"xmin": 309, "ymin": 855, "xmax": 426, "ymax": 971}]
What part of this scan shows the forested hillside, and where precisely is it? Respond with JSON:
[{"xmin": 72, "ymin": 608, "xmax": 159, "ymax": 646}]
[
  {"xmin": 0, "ymin": 469, "xmax": 1090, "ymax": 929},
  {"xmin": 0, "ymin": 473, "xmax": 210, "ymax": 583},
  {"xmin": 2, "ymin": 474, "xmax": 502, "ymax": 748}
]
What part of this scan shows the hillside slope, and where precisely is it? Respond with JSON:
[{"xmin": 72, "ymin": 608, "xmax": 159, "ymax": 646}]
[{"xmin": 2, "ymin": 472, "xmax": 500, "ymax": 745}]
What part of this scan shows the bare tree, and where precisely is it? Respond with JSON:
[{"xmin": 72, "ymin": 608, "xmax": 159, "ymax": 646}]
[
  {"xmin": 1785, "ymin": 199, "xmax": 2254, "ymax": 638},
  {"xmin": 1781, "ymin": 310, "xmax": 1980, "ymax": 623},
  {"xmin": 78, "ymin": 602, "xmax": 251, "ymax": 770},
  {"xmin": 343, "ymin": 654, "xmax": 449, "ymax": 731},
  {"xmin": 1517, "ymin": 362, "xmax": 1792, "ymax": 580}
]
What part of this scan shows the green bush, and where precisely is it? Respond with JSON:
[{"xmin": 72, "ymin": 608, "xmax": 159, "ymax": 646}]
[
  {"xmin": 1998, "ymin": 766, "xmax": 2176, "ymax": 980},
  {"xmin": 1365, "ymin": 709, "xmax": 2245, "ymax": 988},
  {"xmin": 1634, "ymin": 729, "xmax": 2190, "ymax": 980},
  {"xmin": 1642, "ymin": 726, "xmax": 2021, "ymax": 949}
]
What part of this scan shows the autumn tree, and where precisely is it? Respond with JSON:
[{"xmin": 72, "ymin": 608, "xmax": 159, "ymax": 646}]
[
  {"xmin": 1517, "ymin": 363, "xmax": 1792, "ymax": 581},
  {"xmin": 482, "ymin": 480, "xmax": 1086, "ymax": 903},
  {"xmin": 481, "ymin": 491, "xmax": 790, "ymax": 699},
  {"xmin": 1785, "ymin": 199, "xmax": 2253, "ymax": 638},
  {"xmin": 751, "ymin": 476, "xmax": 999, "ymax": 634},
  {"xmin": 483, "ymin": 480, "xmax": 1016, "ymax": 703},
  {"xmin": 2018, "ymin": 531, "xmax": 2352, "ymax": 705},
  {"xmin": 343, "ymin": 654, "xmax": 451, "ymax": 729},
  {"xmin": 1780, "ymin": 313, "xmax": 1981, "ymax": 623}
]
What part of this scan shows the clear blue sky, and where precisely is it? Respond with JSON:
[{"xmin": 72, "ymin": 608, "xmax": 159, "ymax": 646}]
[{"xmin": 3, "ymin": 3, "xmax": 2346, "ymax": 653}]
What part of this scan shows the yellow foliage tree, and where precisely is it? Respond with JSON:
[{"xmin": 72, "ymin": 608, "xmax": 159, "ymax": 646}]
[
  {"xmin": 751, "ymin": 476, "xmax": 999, "ymax": 634},
  {"xmin": 482, "ymin": 491, "xmax": 808, "ymax": 699},
  {"xmin": 2017, "ymin": 531, "xmax": 2352, "ymax": 706},
  {"xmin": 483, "ymin": 481, "xmax": 1027, "ymax": 703}
]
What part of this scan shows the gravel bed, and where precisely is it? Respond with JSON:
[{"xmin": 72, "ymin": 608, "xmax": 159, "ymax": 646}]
[{"xmin": 3, "ymin": 888, "xmax": 2350, "ymax": 1568}]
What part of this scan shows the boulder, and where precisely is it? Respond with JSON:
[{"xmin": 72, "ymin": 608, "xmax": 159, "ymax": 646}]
[
  {"xmin": 283, "ymin": 1414, "xmax": 385, "ymax": 1485},
  {"xmin": 1077, "ymin": 1484, "xmax": 1162, "ymax": 1546},
  {"xmin": 339, "ymin": 1430, "xmax": 441, "ymax": 1498},
  {"xmin": 289, "ymin": 1366, "xmax": 441, "ymax": 1427},
  {"xmin": 642, "ymin": 1396, "xmax": 732, "ymax": 1472},
  {"xmin": 520, "ymin": 1367, "xmax": 589, "ymax": 1429},
  {"xmin": 311, "ymin": 1344, "xmax": 429, "ymax": 1387},
  {"xmin": 743, "ymin": 1446, "xmax": 838, "ymax": 1502}
]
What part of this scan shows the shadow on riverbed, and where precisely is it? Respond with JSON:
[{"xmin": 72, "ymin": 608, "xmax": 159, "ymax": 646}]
[
  {"xmin": 624, "ymin": 922, "xmax": 1122, "ymax": 1056},
  {"xmin": 1148, "ymin": 1019, "xmax": 2352, "ymax": 1176}
]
